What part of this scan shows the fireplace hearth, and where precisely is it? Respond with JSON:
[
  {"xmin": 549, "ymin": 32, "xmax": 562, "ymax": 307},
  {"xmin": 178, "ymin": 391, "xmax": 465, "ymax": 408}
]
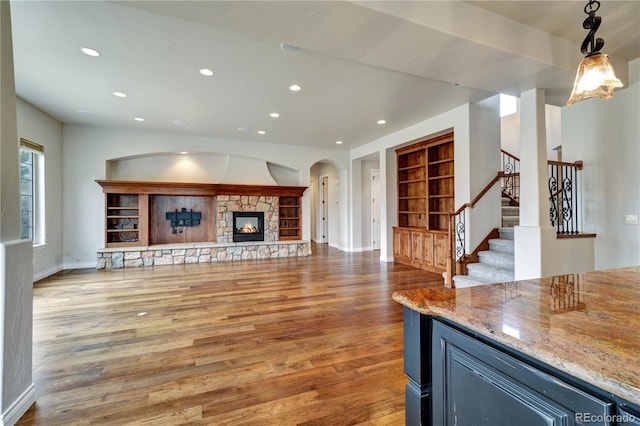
[{"xmin": 232, "ymin": 212, "xmax": 265, "ymax": 242}]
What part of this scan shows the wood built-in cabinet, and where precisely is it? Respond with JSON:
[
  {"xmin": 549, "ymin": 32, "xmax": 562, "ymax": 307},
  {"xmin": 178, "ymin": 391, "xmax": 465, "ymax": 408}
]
[
  {"xmin": 279, "ymin": 197, "xmax": 301, "ymax": 240},
  {"xmin": 394, "ymin": 132, "xmax": 454, "ymax": 274},
  {"xmin": 97, "ymin": 180, "xmax": 306, "ymax": 248},
  {"xmin": 105, "ymin": 193, "xmax": 149, "ymax": 247}
]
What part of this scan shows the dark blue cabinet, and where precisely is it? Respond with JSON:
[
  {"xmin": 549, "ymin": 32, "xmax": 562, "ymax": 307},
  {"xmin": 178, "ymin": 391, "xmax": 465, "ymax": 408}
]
[
  {"xmin": 432, "ymin": 320, "xmax": 611, "ymax": 426},
  {"xmin": 401, "ymin": 307, "xmax": 640, "ymax": 426}
]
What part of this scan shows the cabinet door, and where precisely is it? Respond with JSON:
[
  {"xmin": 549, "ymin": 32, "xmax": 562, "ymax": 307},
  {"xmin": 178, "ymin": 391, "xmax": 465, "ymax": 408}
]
[
  {"xmin": 422, "ymin": 232, "xmax": 434, "ymax": 268},
  {"xmin": 618, "ymin": 406, "xmax": 640, "ymax": 426},
  {"xmin": 393, "ymin": 228, "xmax": 402, "ymax": 258},
  {"xmin": 393, "ymin": 228, "xmax": 412, "ymax": 264},
  {"xmin": 432, "ymin": 321, "xmax": 612, "ymax": 426},
  {"xmin": 411, "ymin": 230, "xmax": 424, "ymax": 268},
  {"xmin": 400, "ymin": 229, "xmax": 411, "ymax": 262},
  {"xmin": 433, "ymin": 233, "xmax": 449, "ymax": 269}
]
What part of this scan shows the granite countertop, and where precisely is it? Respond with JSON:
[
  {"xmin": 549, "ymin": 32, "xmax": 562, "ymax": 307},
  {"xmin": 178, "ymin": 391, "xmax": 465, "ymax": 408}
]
[{"xmin": 393, "ymin": 266, "xmax": 640, "ymax": 406}]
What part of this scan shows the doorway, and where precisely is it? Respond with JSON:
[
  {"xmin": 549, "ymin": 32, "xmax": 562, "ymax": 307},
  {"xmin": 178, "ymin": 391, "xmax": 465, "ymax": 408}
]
[
  {"xmin": 321, "ymin": 176, "xmax": 329, "ymax": 244},
  {"xmin": 371, "ymin": 169, "xmax": 380, "ymax": 250}
]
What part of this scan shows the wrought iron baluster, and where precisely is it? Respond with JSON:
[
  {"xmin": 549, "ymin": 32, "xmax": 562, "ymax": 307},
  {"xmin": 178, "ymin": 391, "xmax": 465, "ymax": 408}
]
[
  {"xmin": 454, "ymin": 211, "xmax": 465, "ymax": 262},
  {"xmin": 549, "ymin": 165, "xmax": 559, "ymax": 231},
  {"xmin": 548, "ymin": 161, "xmax": 582, "ymax": 235}
]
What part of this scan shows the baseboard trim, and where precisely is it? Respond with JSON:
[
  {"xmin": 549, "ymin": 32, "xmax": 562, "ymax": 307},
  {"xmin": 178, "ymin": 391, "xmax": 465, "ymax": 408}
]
[
  {"xmin": 1, "ymin": 383, "xmax": 35, "ymax": 426},
  {"xmin": 33, "ymin": 264, "xmax": 63, "ymax": 282},
  {"xmin": 63, "ymin": 261, "xmax": 96, "ymax": 270}
]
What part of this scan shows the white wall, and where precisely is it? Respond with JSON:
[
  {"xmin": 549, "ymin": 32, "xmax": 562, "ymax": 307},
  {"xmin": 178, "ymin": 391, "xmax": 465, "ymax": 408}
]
[
  {"xmin": 561, "ymin": 58, "xmax": 640, "ymax": 270},
  {"xmin": 62, "ymin": 124, "xmax": 349, "ymax": 266},
  {"xmin": 16, "ymin": 98, "xmax": 64, "ymax": 280},
  {"xmin": 359, "ymin": 161, "xmax": 378, "ymax": 251},
  {"xmin": 352, "ymin": 99, "xmax": 504, "ymax": 262},
  {"xmin": 501, "ymin": 99, "xmax": 562, "ymax": 161},
  {"xmin": 468, "ymin": 96, "xmax": 501, "ymax": 251}
]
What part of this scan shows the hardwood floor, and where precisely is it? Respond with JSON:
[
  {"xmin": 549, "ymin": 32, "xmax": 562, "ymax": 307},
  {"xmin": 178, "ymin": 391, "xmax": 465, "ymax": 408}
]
[{"xmin": 17, "ymin": 244, "xmax": 444, "ymax": 425}]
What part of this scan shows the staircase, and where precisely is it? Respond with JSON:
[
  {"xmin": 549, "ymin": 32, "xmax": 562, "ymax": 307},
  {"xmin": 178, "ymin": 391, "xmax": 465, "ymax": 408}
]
[
  {"xmin": 452, "ymin": 198, "xmax": 518, "ymax": 288},
  {"xmin": 501, "ymin": 197, "xmax": 519, "ymax": 227}
]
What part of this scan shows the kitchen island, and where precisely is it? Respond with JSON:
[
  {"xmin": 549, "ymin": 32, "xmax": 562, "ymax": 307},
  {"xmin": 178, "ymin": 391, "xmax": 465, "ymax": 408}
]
[{"xmin": 393, "ymin": 266, "xmax": 640, "ymax": 425}]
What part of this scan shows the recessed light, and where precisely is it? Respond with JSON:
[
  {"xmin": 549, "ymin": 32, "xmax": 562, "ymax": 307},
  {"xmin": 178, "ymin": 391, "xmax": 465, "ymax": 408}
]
[
  {"xmin": 280, "ymin": 43, "xmax": 302, "ymax": 54},
  {"xmin": 270, "ymin": 112, "xmax": 280, "ymax": 118},
  {"xmin": 199, "ymin": 68, "xmax": 214, "ymax": 76},
  {"xmin": 289, "ymin": 84, "xmax": 302, "ymax": 92},
  {"xmin": 173, "ymin": 120, "xmax": 189, "ymax": 126},
  {"xmin": 113, "ymin": 91, "xmax": 127, "ymax": 98},
  {"xmin": 81, "ymin": 47, "xmax": 101, "ymax": 57},
  {"xmin": 134, "ymin": 117, "xmax": 144, "ymax": 122},
  {"xmin": 180, "ymin": 151, "xmax": 188, "ymax": 155},
  {"xmin": 335, "ymin": 140, "xmax": 343, "ymax": 145},
  {"xmin": 377, "ymin": 119, "xmax": 386, "ymax": 125},
  {"xmin": 257, "ymin": 130, "xmax": 266, "ymax": 135},
  {"xmin": 237, "ymin": 127, "xmax": 251, "ymax": 133}
]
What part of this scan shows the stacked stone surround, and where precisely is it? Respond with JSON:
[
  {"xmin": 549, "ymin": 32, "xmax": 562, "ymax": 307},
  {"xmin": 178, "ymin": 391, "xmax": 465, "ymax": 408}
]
[
  {"xmin": 97, "ymin": 194, "xmax": 310, "ymax": 269},
  {"xmin": 216, "ymin": 195, "xmax": 278, "ymax": 243},
  {"xmin": 97, "ymin": 241, "xmax": 310, "ymax": 269}
]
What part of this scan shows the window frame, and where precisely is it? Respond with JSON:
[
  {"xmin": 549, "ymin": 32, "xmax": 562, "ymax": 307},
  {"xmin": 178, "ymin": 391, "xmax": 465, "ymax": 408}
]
[{"xmin": 19, "ymin": 138, "xmax": 46, "ymax": 247}]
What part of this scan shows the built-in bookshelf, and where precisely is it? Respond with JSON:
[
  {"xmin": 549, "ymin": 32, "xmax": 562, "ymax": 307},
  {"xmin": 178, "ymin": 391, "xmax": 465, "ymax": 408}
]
[{"xmin": 394, "ymin": 132, "xmax": 454, "ymax": 273}]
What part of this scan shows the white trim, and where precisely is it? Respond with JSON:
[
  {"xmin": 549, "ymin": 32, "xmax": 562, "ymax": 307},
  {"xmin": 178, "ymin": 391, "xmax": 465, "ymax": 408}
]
[
  {"xmin": 371, "ymin": 168, "xmax": 381, "ymax": 250},
  {"xmin": 380, "ymin": 255, "xmax": 395, "ymax": 262},
  {"xmin": 63, "ymin": 261, "xmax": 96, "ymax": 270},
  {"xmin": 33, "ymin": 264, "xmax": 63, "ymax": 282},
  {"xmin": 320, "ymin": 175, "xmax": 329, "ymax": 244},
  {"xmin": 1, "ymin": 383, "xmax": 35, "ymax": 426}
]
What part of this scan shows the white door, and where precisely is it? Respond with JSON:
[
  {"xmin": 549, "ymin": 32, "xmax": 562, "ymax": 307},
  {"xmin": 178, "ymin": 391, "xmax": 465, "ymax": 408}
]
[
  {"xmin": 321, "ymin": 176, "xmax": 329, "ymax": 244},
  {"xmin": 371, "ymin": 169, "xmax": 381, "ymax": 250}
]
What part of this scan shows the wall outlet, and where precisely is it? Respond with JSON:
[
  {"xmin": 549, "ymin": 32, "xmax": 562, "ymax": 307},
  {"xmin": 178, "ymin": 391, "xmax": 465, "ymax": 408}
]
[{"xmin": 624, "ymin": 215, "xmax": 638, "ymax": 225}]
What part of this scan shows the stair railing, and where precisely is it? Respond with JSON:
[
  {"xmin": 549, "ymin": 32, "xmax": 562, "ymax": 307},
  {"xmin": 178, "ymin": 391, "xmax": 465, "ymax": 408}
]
[
  {"xmin": 447, "ymin": 152, "xmax": 585, "ymax": 284},
  {"xmin": 448, "ymin": 172, "xmax": 504, "ymax": 284},
  {"xmin": 548, "ymin": 160, "xmax": 583, "ymax": 234},
  {"xmin": 501, "ymin": 149, "xmax": 520, "ymax": 204}
]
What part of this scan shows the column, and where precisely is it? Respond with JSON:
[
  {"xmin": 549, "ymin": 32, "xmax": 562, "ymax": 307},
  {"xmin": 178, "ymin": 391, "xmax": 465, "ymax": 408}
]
[
  {"xmin": 1, "ymin": 2, "xmax": 35, "ymax": 424},
  {"xmin": 513, "ymin": 88, "xmax": 556, "ymax": 280}
]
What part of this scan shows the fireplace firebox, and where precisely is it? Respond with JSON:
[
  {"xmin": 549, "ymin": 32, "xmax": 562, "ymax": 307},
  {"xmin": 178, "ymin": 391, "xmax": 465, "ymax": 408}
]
[{"xmin": 232, "ymin": 212, "xmax": 265, "ymax": 242}]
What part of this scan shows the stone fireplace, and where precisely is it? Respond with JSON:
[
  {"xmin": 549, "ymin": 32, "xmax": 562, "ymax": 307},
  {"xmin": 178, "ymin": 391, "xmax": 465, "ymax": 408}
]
[
  {"xmin": 215, "ymin": 195, "xmax": 278, "ymax": 243},
  {"xmin": 96, "ymin": 181, "xmax": 309, "ymax": 269}
]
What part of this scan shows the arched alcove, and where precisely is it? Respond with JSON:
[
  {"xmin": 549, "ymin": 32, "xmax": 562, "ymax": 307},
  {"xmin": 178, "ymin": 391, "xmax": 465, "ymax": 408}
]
[{"xmin": 310, "ymin": 159, "xmax": 348, "ymax": 249}]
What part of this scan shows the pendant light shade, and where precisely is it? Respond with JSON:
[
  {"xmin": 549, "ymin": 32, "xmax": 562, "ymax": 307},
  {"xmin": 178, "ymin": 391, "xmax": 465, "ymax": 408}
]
[
  {"xmin": 567, "ymin": 52, "xmax": 623, "ymax": 105},
  {"xmin": 566, "ymin": 0, "xmax": 623, "ymax": 106}
]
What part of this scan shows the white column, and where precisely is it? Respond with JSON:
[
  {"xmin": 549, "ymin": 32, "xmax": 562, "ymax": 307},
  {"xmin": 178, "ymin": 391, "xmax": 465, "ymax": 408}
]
[
  {"xmin": 349, "ymin": 158, "xmax": 362, "ymax": 252},
  {"xmin": 1, "ymin": 2, "xmax": 35, "ymax": 424},
  {"xmin": 514, "ymin": 89, "xmax": 556, "ymax": 280},
  {"xmin": 380, "ymin": 147, "xmax": 396, "ymax": 262}
]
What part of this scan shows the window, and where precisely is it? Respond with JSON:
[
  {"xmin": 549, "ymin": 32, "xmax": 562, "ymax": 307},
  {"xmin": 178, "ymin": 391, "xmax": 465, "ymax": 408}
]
[
  {"xmin": 19, "ymin": 138, "xmax": 45, "ymax": 245},
  {"xmin": 500, "ymin": 94, "xmax": 518, "ymax": 117}
]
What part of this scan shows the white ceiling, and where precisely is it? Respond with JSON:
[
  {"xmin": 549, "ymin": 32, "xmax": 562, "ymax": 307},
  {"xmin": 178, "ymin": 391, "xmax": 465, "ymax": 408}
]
[{"xmin": 9, "ymin": 1, "xmax": 640, "ymax": 150}]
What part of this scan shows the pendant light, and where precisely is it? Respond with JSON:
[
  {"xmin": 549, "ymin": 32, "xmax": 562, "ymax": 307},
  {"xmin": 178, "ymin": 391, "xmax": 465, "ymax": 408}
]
[{"xmin": 567, "ymin": 0, "xmax": 623, "ymax": 106}]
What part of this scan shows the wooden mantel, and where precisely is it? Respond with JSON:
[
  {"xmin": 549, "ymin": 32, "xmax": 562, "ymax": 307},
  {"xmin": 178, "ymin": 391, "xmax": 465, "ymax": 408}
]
[{"xmin": 96, "ymin": 180, "xmax": 307, "ymax": 197}]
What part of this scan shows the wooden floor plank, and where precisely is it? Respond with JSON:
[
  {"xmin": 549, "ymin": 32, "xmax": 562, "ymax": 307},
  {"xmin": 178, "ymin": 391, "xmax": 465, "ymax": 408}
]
[{"xmin": 16, "ymin": 244, "xmax": 443, "ymax": 425}]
